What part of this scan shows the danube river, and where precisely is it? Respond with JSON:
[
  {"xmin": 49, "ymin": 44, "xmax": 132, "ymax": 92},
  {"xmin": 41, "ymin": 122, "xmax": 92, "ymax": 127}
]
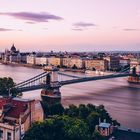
[{"xmin": 0, "ymin": 64, "xmax": 140, "ymax": 129}]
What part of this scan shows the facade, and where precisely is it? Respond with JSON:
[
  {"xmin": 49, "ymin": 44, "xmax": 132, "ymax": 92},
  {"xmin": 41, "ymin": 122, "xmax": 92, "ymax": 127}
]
[
  {"xmin": 0, "ymin": 97, "xmax": 44, "ymax": 140},
  {"xmin": 35, "ymin": 57, "xmax": 48, "ymax": 66},
  {"xmin": 85, "ymin": 59, "xmax": 108, "ymax": 71},
  {"xmin": 48, "ymin": 57, "xmax": 62, "ymax": 67},
  {"xmin": 119, "ymin": 58, "xmax": 130, "ymax": 67},
  {"xmin": 104, "ymin": 56, "xmax": 120, "ymax": 70},
  {"xmin": 96, "ymin": 122, "xmax": 114, "ymax": 137},
  {"xmin": 62, "ymin": 57, "xmax": 83, "ymax": 69},
  {"xmin": 10, "ymin": 54, "xmax": 21, "ymax": 63},
  {"xmin": 70, "ymin": 58, "xmax": 83, "ymax": 69},
  {"xmin": 62, "ymin": 57, "xmax": 71, "ymax": 68},
  {"xmin": 26, "ymin": 54, "xmax": 36, "ymax": 65},
  {"xmin": 2, "ymin": 44, "xmax": 27, "ymax": 64},
  {"xmin": 130, "ymin": 58, "xmax": 140, "ymax": 74}
]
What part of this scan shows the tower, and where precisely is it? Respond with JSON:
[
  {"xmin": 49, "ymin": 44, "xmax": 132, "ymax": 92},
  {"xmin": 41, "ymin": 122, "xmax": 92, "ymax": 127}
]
[
  {"xmin": 41, "ymin": 66, "xmax": 61, "ymax": 104},
  {"xmin": 10, "ymin": 44, "xmax": 16, "ymax": 53}
]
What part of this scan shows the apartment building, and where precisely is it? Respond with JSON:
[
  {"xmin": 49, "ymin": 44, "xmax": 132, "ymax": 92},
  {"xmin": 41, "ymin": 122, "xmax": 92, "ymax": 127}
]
[
  {"xmin": 0, "ymin": 97, "xmax": 44, "ymax": 140},
  {"xmin": 85, "ymin": 59, "xmax": 108, "ymax": 71}
]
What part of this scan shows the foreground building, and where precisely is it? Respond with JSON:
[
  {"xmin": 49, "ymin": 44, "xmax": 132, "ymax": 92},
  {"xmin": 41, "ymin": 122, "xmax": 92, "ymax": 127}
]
[
  {"xmin": 96, "ymin": 122, "xmax": 114, "ymax": 137},
  {"xmin": 0, "ymin": 97, "xmax": 44, "ymax": 140}
]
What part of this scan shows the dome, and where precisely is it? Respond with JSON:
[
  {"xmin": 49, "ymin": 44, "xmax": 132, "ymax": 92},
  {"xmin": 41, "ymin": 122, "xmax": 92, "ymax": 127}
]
[{"xmin": 11, "ymin": 44, "xmax": 16, "ymax": 52}]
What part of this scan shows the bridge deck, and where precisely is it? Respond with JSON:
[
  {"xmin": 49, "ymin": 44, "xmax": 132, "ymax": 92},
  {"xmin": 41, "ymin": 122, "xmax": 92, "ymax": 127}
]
[{"xmin": 16, "ymin": 73, "xmax": 129, "ymax": 93}]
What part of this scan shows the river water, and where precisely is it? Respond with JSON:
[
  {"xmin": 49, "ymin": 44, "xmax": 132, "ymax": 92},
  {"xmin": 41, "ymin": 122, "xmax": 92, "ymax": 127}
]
[{"xmin": 0, "ymin": 64, "xmax": 140, "ymax": 129}]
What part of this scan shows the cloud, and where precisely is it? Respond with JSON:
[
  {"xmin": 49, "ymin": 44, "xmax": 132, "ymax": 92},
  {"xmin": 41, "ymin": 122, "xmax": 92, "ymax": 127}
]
[
  {"xmin": 72, "ymin": 22, "xmax": 96, "ymax": 31},
  {"xmin": 123, "ymin": 28, "xmax": 140, "ymax": 31},
  {"xmin": 0, "ymin": 28, "xmax": 14, "ymax": 32},
  {"xmin": 43, "ymin": 28, "xmax": 48, "ymax": 30},
  {"xmin": 0, "ymin": 28, "xmax": 22, "ymax": 32},
  {"xmin": 0, "ymin": 12, "xmax": 63, "ymax": 23},
  {"xmin": 73, "ymin": 22, "xmax": 96, "ymax": 27},
  {"xmin": 72, "ymin": 28, "xmax": 84, "ymax": 31},
  {"xmin": 25, "ymin": 21, "xmax": 36, "ymax": 24}
]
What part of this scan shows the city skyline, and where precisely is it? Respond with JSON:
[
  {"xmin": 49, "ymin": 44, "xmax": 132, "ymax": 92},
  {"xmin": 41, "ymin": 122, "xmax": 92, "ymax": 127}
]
[{"xmin": 0, "ymin": 0, "xmax": 140, "ymax": 52}]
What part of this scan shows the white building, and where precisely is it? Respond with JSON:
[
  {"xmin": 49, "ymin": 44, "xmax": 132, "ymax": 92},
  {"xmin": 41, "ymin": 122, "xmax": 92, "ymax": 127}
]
[
  {"xmin": 62, "ymin": 57, "xmax": 83, "ymax": 69},
  {"xmin": 35, "ymin": 57, "xmax": 48, "ymax": 66},
  {"xmin": 27, "ymin": 54, "xmax": 36, "ymax": 65},
  {"xmin": 48, "ymin": 57, "xmax": 62, "ymax": 67}
]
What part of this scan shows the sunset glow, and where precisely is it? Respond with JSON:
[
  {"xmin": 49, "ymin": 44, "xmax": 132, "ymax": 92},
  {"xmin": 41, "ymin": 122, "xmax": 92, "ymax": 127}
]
[{"xmin": 0, "ymin": 0, "xmax": 140, "ymax": 51}]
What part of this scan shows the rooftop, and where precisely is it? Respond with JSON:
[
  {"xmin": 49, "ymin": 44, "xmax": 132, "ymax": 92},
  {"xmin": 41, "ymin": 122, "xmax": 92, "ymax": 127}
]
[{"xmin": 99, "ymin": 122, "xmax": 111, "ymax": 128}]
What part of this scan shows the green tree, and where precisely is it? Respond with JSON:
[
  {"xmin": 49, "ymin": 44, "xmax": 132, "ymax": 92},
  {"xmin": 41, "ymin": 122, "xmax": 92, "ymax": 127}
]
[
  {"xmin": 87, "ymin": 112, "xmax": 100, "ymax": 132},
  {"xmin": 78, "ymin": 104, "xmax": 89, "ymax": 119},
  {"xmin": 0, "ymin": 77, "xmax": 17, "ymax": 97},
  {"xmin": 41, "ymin": 102, "xmax": 64, "ymax": 117},
  {"xmin": 24, "ymin": 116, "xmax": 91, "ymax": 140},
  {"xmin": 64, "ymin": 104, "xmax": 79, "ymax": 117},
  {"xmin": 92, "ymin": 130, "xmax": 107, "ymax": 140}
]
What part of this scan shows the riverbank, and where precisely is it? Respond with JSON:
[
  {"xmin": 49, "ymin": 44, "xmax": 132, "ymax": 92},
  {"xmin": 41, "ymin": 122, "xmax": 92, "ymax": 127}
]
[
  {"xmin": 0, "ymin": 60, "xmax": 42, "ymax": 69},
  {"xmin": 0, "ymin": 60, "xmax": 86, "ymax": 73}
]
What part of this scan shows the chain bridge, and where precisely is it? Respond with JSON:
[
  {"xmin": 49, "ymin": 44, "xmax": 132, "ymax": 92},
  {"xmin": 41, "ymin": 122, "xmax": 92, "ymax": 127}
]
[{"xmin": 14, "ymin": 66, "xmax": 131, "ymax": 94}]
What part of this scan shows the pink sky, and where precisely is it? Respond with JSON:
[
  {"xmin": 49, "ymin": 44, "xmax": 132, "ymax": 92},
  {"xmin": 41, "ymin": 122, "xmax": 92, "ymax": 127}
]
[{"xmin": 0, "ymin": 0, "xmax": 140, "ymax": 52}]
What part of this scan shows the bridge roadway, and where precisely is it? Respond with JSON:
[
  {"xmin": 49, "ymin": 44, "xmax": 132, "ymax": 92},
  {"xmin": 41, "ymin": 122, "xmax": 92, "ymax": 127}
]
[{"xmin": 16, "ymin": 73, "xmax": 129, "ymax": 93}]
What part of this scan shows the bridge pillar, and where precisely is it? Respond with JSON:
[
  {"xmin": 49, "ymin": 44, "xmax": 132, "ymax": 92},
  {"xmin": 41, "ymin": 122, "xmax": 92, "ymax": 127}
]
[
  {"xmin": 128, "ymin": 66, "xmax": 140, "ymax": 83},
  {"xmin": 41, "ymin": 66, "xmax": 61, "ymax": 104}
]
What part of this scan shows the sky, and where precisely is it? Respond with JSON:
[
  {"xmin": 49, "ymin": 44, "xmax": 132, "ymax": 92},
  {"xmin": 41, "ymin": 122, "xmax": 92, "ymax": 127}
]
[{"xmin": 0, "ymin": 0, "xmax": 140, "ymax": 52}]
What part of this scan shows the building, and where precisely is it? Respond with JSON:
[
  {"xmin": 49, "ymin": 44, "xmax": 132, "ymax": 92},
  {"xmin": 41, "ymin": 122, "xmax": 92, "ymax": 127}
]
[
  {"xmin": 48, "ymin": 57, "xmax": 62, "ymax": 67},
  {"xmin": 27, "ymin": 53, "xmax": 36, "ymax": 65},
  {"xmin": 104, "ymin": 56, "xmax": 120, "ymax": 70},
  {"xmin": 0, "ymin": 97, "xmax": 44, "ymax": 140},
  {"xmin": 70, "ymin": 58, "xmax": 83, "ymax": 69},
  {"xmin": 35, "ymin": 57, "xmax": 48, "ymax": 66},
  {"xmin": 119, "ymin": 58, "xmax": 130, "ymax": 67},
  {"xmin": 2, "ymin": 44, "xmax": 26, "ymax": 63},
  {"xmin": 130, "ymin": 58, "xmax": 140, "ymax": 74},
  {"xmin": 62, "ymin": 57, "xmax": 83, "ymax": 69},
  {"xmin": 20, "ymin": 53, "xmax": 28, "ymax": 63},
  {"xmin": 10, "ymin": 53, "xmax": 21, "ymax": 63},
  {"xmin": 85, "ymin": 59, "xmax": 108, "ymax": 71},
  {"xmin": 96, "ymin": 122, "xmax": 114, "ymax": 137},
  {"xmin": 62, "ymin": 57, "xmax": 71, "ymax": 68}
]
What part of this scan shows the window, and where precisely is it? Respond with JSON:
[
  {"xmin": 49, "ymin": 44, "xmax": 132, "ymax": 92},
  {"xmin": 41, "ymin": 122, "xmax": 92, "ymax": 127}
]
[
  {"xmin": 7, "ymin": 132, "xmax": 11, "ymax": 140},
  {"xmin": 0, "ymin": 130, "xmax": 3, "ymax": 138}
]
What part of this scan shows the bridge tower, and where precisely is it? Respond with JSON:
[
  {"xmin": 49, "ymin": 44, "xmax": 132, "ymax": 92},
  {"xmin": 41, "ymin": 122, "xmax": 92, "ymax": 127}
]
[
  {"xmin": 41, "ymin": 66, "xmax": 61, "ymax": 104},
  {"xmin": 128, "ymin": 67, "xmax": 140, "ymax": 83}
]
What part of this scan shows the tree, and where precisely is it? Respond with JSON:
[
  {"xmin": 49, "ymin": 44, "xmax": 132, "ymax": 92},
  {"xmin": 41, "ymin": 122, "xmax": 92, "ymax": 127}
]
[
  {"xmin": 64, "ymin": 104, "xmax": 79, "ymax": 117},
  {"xmin": 23, "ymin": 116, "xmax": 91, "ymax": 140},
  {"xmin": 87, "ymin": 104, "xmax": 96, "ymax": 112},
  {"xmin": 87, "ymin": 112, "xmax": 100, "ymax": 132},
  {"xmin": 78, "ymin": 104, "xmax": 89, "ymax": 119},
  {"xmin": 0, "ymin": 77, "xmax": 17, "ymax": 97},
  {"xmin": 92, "ymin": 130, "xmax": 106, "ymax": 140},
  {"xmin": 41, "ymin": 102, "xmax": 64, "ymax": 117}
]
